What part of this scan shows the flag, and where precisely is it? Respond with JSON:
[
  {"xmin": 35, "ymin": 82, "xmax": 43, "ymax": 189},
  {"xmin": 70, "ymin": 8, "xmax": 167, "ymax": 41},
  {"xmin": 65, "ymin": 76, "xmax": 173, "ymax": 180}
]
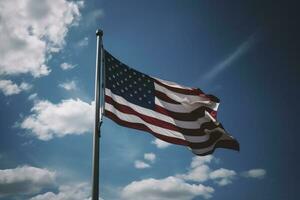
[{"xmin": 103, "ymin": 50, "xmax": 239, "ymax": 156}]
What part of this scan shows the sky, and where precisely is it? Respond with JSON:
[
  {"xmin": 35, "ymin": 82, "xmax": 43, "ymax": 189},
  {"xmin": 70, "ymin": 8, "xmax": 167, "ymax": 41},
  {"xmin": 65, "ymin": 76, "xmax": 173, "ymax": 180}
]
[{"xmin": 0, "ymin": 0, "xmax": 299, "ymax": 199}]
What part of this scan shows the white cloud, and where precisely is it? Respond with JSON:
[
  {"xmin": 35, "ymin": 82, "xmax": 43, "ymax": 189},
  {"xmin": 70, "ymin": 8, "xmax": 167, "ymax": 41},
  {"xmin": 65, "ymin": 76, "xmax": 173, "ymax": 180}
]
[
  {"xmin": 178, "ymin": 164, "xmax": 211, "ymax": 183},
  {"xmin": 0, "ymin": 166, "xmax": 55, "ymax": 197},
  {"xmin": 20, "ymin": 98, "xmax": 94, "ymax": 140},
  {"xmin": 60, "ymin": 62, "xmax": 76, "ymax": 70},
  {"xmin": 202, "ymin": 32, "xmax": 259, "ymax": 82},
  {"xmin": 134, "ymin": 160, "xmax": 150, "ymax": 169},
  {"xmin": 144, "ymin": 153, "xmax": 156, "ymax": 163},
  {"xmin": 59, "ymin": 80, "xmax": 77, "ymax": 91},
  {"xmin": 177, "ymin": 156, "xmax": 213, "ymax": 182},
  {"xmin": 152, "ymin": 138, "xmax": 171, "ymax": 149},
  {"xmin": 121, "ymin": 176, "xmax": 214, "ymax": 200},
  {"xmin": 77, "ymin": 37, "xmax": 89, "ymax": 47},
  {"xmin": 0, "ymin": 0, "xmax": 83, "ymax": 77},
  {"xmin": 190, "ymin": 155, "xmax": 214, "ymax": 168},
  {"xmin": 178, "ymin": 156, "xmax": 236, "ymax": 186},
  {"xmin": 28, "ymin": 93, "xmax": 38, "ymax": 101},
  {"xmin": 209, "ymin": 168, "xmax": 236, "ymax": 186},
  {"xmin": 0, "ymin": 79, "xmax": 32, "ymax": 96},
  {"xmin": 30, "ymin": 183, "xmax": 92, "ymax": 200},
  {"xmin": 242, "ymin": 169, "xmax": 266, "ymax": 179}
]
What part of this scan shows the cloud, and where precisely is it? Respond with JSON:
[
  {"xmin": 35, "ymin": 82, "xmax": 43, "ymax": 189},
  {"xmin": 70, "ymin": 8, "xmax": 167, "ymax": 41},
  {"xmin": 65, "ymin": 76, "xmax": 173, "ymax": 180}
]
[
  {"xmin": 209, "ymin": 168, "xmax": 236, "ymax": 186},
  {"xmin": 134, "ymin": 160, "xmax": 151, "ymax": 169},
  {"xmin": 178, "ymin": 156, "xmax": 236, "ymax": 186},
  {"xmin": 0, "ymin": 0, "xmax": 83, "ymax": 77},
  {"xmin": 0, "ymin": 79, "xmax": 32, "ymax": 96},
  {"xmin": 59, "ymin": 80, "xmax": 77, "ymax": 91},
  {"xmin": 144, "ymin": 153, "xmax": 156, "ymax": 163},
  {"xmin": 121, "ymin": 176, "xmax": 214, "ymax": 200},
  {"xmin": 202, "ymin": 32, "xmax": 259, "ymax": 82},
  {"xmin": 60, "ymin": 62, "xmax": 76, "ymax": 70},
  {"xmin": 0, "ymin": 166, "xmax": 55, "ymax": 197},
  {"xmin": 20, "ymin": 98, "xmax": 94, "ymax": 140},
  {"xmin": 28, "ymin": 93, "xmax": 38, "ymax": 101},
  {"xmin": 77, "ymin": 37, "xmax": 89, "ymax": 47},
  {"xmin": 152, "ymin": 138, "xmax": 172, "ymax": 149},
  {"xmin": 177, "ymin": 156, "xmax": 213, "ymax": 182},
  {"xmin": 242, "ymin": 169, "xmax": 266, "ymax": 179},
  {"xmin": 29, "ymin": 182, "xmax": 93, "ymax": 200}
]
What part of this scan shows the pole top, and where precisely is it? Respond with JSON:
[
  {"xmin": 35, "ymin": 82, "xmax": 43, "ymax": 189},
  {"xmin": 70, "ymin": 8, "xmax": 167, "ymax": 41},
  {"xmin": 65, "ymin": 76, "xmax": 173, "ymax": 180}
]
[{"xmin": 96, "ymin": 29, "xmax": 103, "ymax": 37}]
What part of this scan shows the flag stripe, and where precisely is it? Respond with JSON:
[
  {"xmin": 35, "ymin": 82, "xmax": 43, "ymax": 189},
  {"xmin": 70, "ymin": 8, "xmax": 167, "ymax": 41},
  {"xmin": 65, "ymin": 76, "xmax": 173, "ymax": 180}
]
[
  {"xmin": 155, "ymin": 90, "xmax": 181, "ymax": 104},
  {"xmin": 106, "ymin": 95, "xmax": 221, "ymax": 136},
  {"xmin": 154, "ymin": 78, "xmax": 203, "ymax": 96},
  {"xmin": 105, "ymin": 89, "xmax": 211, "ymax": 129},
  {"xmin": 154, "ymin": 104, "xmax": 217, "ymax": 121},
  {"xmin": 105, "ymin": 109, "xmax": 231, "ymax": 152},
  {"xmin": 105, "ymin": 103, "xmax": 214, "ymax": 143}
]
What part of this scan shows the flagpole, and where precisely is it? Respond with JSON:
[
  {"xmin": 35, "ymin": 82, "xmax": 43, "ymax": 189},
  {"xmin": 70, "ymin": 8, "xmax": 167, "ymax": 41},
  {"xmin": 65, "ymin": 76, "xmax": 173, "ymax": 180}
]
[{"xmin": 92, "ymin": 29, "xmax": 103, "ymax": 200}]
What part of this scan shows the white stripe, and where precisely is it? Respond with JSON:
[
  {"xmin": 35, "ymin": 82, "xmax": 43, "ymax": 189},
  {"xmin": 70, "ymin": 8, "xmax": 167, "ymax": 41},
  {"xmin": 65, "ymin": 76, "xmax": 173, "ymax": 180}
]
[
  {"xmin": 155, "ymin": 83, "xmax": 219, "ymax": 111},
  {"xmin": 154, "ymin": 77, "xmax": 194, "ymax": 90},
  {"xmin": 105, "ymin": 103, "xmax": 210, "ymax": 143},
  {"xmin": 191, "ymin": 132, "xmax": 232, "ymax": 154},
  {"xmin": 105, "ymin": 88, "xmax": 211, "ymax": 129}
]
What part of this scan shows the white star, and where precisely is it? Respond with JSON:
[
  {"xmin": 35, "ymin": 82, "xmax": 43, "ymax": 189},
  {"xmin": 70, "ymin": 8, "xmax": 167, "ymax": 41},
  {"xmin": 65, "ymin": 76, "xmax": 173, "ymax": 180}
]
[
  {"xmin": 108, "ymin": 77, "xmax": 112, "ymax": 80},
  {"xmin": 112, "ymin": 84, "xmax": 115, "ymax": 88},
  {"xmin": 139, "ymin": 97, "xmax": 142, "ymax": 101},
  {"xmin": 120, "ymin": 80, "xmax": 124, "ymax": 84},
  {"xmin": 148, "ymin": 101, "xmax": 151, "ymax": 104},
  {"xmin": 134, "ymin": 91, "xmax": 137, "ymax": 94},
  {"xmin": 148, "ymin": 90, "xmax": 151, "ymax": 93},
  {"xmin": 134, "ymin": 81, "xmax": 137, "ymax": 84},
  {"xmin": 138, "ymin": 88, "xmax": 142, "ymax": 91},
  {"xmin": 143, "ymin": 94, "xmax": 147, "ymax": 97},
  {"xmin": 130, "ymin": 94, "xmax": 133, "ymax": 97}
]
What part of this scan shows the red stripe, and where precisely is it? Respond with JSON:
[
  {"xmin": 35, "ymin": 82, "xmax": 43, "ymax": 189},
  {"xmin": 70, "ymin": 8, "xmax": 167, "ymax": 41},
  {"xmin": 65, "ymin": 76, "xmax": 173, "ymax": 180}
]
[
  {"xmin": 104, "ymin": 110, "xmax": 229, "ymax": 150},
  {"xmin": 154, "ymin": 79, "xmax": 203, "ymax": 95},
  {"xmin": 155, "ymin": 104, "xmax": 217, "ymax": 121},
  {"xmin": 105, "ymin": 110, "xmax": 189, "ymax": 146},
  {"xmin": 155, "ymin": 90, "xmax": 181, "ymax": 104},
  {"xmin": 154, "ymin": 79, "xmax": 220, "ymax": 103},
  {"xmin": 105, "ymin": 95, "xmax": 212, "ymax": 136}
]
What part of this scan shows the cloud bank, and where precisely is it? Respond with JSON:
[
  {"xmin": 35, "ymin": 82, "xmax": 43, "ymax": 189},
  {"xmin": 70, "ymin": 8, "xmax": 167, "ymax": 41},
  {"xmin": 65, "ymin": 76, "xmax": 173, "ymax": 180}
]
[
  {"xmin": 0, "ymin": 166, "xmax": 55, "ymax": 197},
  {"xmin": 0, "ymin": 80, "xmax": 32, "ymax": 96},
  {"xmin": 20, "ymin": 98, "xmax": 94, "ymax": 140},
  {"xmin": 0, "ymin": 0, "xmax": 83, "ymax": 77}
]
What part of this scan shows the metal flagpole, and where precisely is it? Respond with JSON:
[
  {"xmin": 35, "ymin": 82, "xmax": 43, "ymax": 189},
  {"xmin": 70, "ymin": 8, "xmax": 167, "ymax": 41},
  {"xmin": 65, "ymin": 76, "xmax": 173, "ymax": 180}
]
[{"xmin": 92, "ymin": 29, "xmax": 103, "ymax": 200}]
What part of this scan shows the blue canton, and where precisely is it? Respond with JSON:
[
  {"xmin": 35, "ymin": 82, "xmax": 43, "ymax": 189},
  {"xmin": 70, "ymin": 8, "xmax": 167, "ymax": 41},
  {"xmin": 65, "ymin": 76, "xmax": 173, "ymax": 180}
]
[{"xmin": 105, "ymin": 50, "xmax": 155, "ymax": 109}]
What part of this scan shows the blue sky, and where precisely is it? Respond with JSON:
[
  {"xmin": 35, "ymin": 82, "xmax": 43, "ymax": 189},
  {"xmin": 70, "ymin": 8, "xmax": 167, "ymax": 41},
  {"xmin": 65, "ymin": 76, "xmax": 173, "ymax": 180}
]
[{"xmin": 0, "ymin": 0, "xmax": 299, "ymax": 199}]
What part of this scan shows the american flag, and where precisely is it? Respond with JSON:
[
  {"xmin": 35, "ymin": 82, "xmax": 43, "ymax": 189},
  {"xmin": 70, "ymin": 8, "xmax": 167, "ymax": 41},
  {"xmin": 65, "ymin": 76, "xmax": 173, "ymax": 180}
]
[{"xmin": 104, "ymin": 50, "xmax": 239, "ymax": 156}]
